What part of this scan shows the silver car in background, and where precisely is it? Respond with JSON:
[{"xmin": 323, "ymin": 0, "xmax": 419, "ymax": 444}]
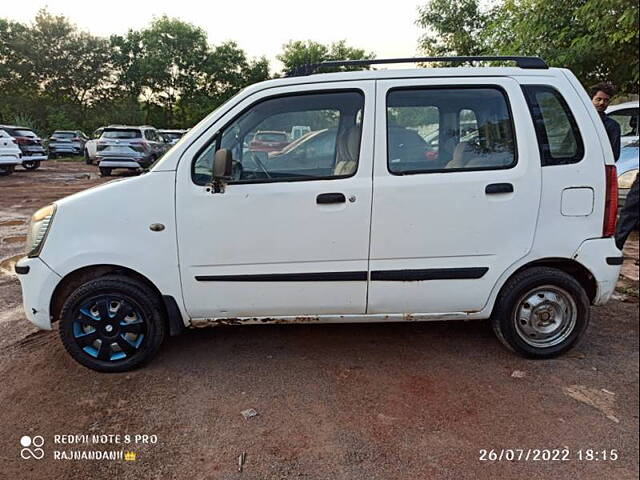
[
  {"xmin": 47, "ymin": 130, "xmax": 88, "ymax": 158},
  {"xmin": 96, "ymin": 125, "xmax": 166, "ymax": 176},
  {"xmin": 158, "ymin": 129, "xmax": 188, "ymax": 145}
]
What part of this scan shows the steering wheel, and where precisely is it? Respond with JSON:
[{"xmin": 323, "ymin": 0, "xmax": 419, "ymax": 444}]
[{"xmin": 249, "ymin": 151, "xmax": 272, "ymax": 178}]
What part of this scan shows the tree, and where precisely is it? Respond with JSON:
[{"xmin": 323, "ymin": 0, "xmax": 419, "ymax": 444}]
[
  {"xmin": 416, "ymin": 0, "xmax": 488, "ymax": 56},
  {"xmin": 277, "ymin": 40, "xmax": 375, "ymax": 75},
  {"xmin": 416, "ymin": 0, "xmax": 639, "ymax": 93}
]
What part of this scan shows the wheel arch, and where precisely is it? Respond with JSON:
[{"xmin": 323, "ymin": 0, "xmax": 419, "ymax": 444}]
[
  {"xmin": 50, "ymin": 264, "xmax": 185, "ymax": 335},
  {"xmin": 493, "ymin": 257, "xmax": 598, "ymax": 313}
]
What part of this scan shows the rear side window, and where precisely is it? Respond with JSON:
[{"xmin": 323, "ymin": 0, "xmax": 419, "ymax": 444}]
[
  {"xmin": 386, "ymin": 87, "xmax": 516, "ymax": 174},
  {"xmin": 608, "ymin": 108, "xmax": 638, "ymax": 138},
  {"xmin": 522, "ymin": 85, "xmax": 584, "ymax": 166}
]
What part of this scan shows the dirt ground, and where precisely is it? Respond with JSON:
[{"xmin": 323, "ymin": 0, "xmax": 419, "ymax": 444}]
[{"xmin": 1, "ymin": 160, "xmax": 638, "ymax": 480}]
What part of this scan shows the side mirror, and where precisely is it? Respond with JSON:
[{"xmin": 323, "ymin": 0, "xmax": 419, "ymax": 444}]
[
  {"xmin": 210, "ymin": 148, "xmax": 233, "ymax": 194},
  {"xmin": 213, "ymin": 149, "xmax": 233, "ymax": 179}
]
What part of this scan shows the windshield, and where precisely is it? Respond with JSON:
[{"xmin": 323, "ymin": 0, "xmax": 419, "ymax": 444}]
[
  {"xmin": 15, "ymin": 129, "xmax": 36, "ymax": 137},
  {"xmin": 102, "ymin": 129, "xmax": 142, "ymax": 139},
  {"xmin": 53, "ymin": 132, "xmax": 75, "ymax": 138}
]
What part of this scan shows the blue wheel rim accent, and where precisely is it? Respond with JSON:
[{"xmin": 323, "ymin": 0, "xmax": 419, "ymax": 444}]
[{"xmin": 72, "ymin": 296, "xmax": 147, "ymax": 362}]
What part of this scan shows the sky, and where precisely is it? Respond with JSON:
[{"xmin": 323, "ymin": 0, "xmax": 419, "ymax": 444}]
[{"xmin": 8, "ymin": 0, "xmax": 426, "ymax": 73}]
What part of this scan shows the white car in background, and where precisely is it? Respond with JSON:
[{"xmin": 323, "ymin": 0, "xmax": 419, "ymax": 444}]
[
  {"xmin": 0, "ymin": 129, "xmax": 22, "ymax": 176},
  {"xmin": 158, "ymin": 129, "xmax": 188, "ymax": 145},
  {"xmin": 83, "ymin": 127, "xmax": 105, "ymax": 164},
  {"xmin": 607, "ymin": 100, "xmax": 639, "ymax": 147}
]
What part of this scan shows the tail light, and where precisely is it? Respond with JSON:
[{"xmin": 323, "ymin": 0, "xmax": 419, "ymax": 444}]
[
  {"xmin": 602, "ymin": 165, "xmax": 618, "ymax": 237},
  {"xmin": 72, "ymin": 137, "xmax": 81, "ymax": 141}
]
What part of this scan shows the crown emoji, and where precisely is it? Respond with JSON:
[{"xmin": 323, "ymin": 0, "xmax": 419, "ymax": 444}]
[{"xmin": 124, "ymin": 451, "xmax": 137, "ymax": 461}]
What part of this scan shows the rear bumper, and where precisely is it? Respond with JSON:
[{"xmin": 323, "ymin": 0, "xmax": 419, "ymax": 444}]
[
  {"xmin": 22, "ymin": 154, "xmax": 48, "ymax": 162},
  {"xmin": 572, "ymin": 238, "xmax": 623, "ymax": 305},
  {"xmin": 15, "ymin": 256, "xmax": 61, "ymax": 330},
  {"xmin": 0, "ymin": 155, "xmax": 20, "ymax": 166},
  {"xmin": 98, "ymin": 159, "xmax": 142, "ymax": 169}
]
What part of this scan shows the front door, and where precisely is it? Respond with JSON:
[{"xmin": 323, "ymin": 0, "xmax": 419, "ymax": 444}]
[
  {"xmin": 176, "ymin": 82, "xmax": 375, "ymax": 319},
  {"xmin": 368, "ymin": 77, "xmax": 541, "ymax": 314}
]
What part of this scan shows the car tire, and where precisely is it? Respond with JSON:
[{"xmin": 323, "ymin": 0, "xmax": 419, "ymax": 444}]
[
  {"xmin": 22, "ymin": 160, "xmax": 41, "ymax": 170},
  {"xmin": 59, "ymin": 275, "xmax": 166, "ymax": 372},
  {"xmin": 84, "ymin": 150, "xmax": 92, "ymax": 165},
  {"xmin": 491, "ymin": 267, "xmax": 590, "ymax": 358},
  {"xmin": 0, "ymin": 164, "xmax": 15, "ymax": 176},
  {"xmin": 99, "ymin": 167, "xmax": 112, "ymax": 177}
]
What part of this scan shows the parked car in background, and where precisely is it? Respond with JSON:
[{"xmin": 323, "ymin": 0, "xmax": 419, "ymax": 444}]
[
  {"xmin": 249, "ymin": 130, "xmax": 290, "ymax": 153},
  {"xmin": 0, "ymin": 125, "xmax": 47, "ymax": 170},
  {"xmin": 607, "ymin": 101, "xmax": 639, "ymax": 147},
  {"xmin": 96, "ymin": 125, "xmax": 166, "ymax": 176},
  {"xmin": 616, "ymin": 140, "xmax": 639, "ymax": 207},
  {"xmin": 48, "ymin": 130, "xmax": 88, "ymax": 158},
  {"xmin": 158, "ymin": 129, "xmax": 188, "ymax": 145},
  {"xmin": 290, "ymin": 125, "xmax": 311, "ymax": 141},
  {"xmin": 0, "ymin": 129, "xmax": 22, "ymax": 176}
]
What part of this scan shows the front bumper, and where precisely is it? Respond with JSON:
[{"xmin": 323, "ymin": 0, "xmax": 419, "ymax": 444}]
[
  {"xmin": 572, "ymin": 238, "xmax": 623, "ymax": 306},
  {"xmin": 15, "ymin": 256, "xmax": 61, "ymax": 330}
]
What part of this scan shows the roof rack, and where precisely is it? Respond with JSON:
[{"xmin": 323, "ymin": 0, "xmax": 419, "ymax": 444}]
[{"xmin": 287, "ymin": 56, "xmax": 548, "ymax": 77}]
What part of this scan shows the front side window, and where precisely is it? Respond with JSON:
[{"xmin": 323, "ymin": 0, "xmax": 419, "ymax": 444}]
[
  {"xmin": 192, "ymin": 91, "xmax": 364, "ymax": 185},
  {"xmin": 522, "ymin": 85, "xmax": 584, "ymax": 165},
  {"xmin": 608, "ymin": 108, "xmax": 639, "ymax": 137},
  {"xmin": 386, "ymin": 88, "xmax": 516, "ymax": 174}
]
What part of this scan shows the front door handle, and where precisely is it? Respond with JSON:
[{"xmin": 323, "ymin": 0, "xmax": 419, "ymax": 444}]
[
  {"xmin": 485, "ymin": 183, "xmax": 514, "ymax": 194},
  {"xmin": 316, "ymin": 193, "xmax": 346, "ymax": 204}
]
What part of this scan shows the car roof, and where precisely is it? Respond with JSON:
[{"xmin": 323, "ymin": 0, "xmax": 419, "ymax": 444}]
[
  {"xmin": 607, "ymin": 101, "xmax": 640, "ymax": 113},
  {"xmin": 0, "ymin": 124, "xmax": 32, "ymax": 130}
]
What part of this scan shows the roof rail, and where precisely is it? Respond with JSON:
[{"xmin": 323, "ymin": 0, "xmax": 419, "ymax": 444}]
[{"xmin": 287, "ymin": 56, "xmax": 548, "ymax": 77}]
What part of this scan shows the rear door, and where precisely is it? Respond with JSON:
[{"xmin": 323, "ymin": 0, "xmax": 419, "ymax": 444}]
[
  {"xmin": 368, "ymin": 77, "xmax": 541, "ymax": 314},
  {"xmin": 176, "ymin": 81, "xmax": 375, "ymax": 319}
]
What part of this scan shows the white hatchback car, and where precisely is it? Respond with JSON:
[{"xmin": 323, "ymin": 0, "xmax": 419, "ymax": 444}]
[
  {"xmin": 0, "ymin": 129, "xmax": 22, "ymax": 176},
  {"xmin": 16, "ymin": 56, "xmax": 623, "ymax": 372}
]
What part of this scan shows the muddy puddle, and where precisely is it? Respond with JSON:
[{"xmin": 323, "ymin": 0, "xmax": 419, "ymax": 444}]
[
  {"xmin": 0, "ymin": 254, "xmax": 23, "ymax": 277},
  {"xmin": 0, "ymin": 219, "xmax": 24, "ymax": 227},
  {"xmin": 2, "ymin": 235, "xmax": 26, "ymax": 245}
]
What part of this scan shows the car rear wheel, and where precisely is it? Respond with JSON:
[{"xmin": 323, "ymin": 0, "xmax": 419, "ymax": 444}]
[
  {"xmin": 0, "ymin": 165, "xmax": 15, "ymax": 176},
  {"xmin": 99, "ymin": 167, "xmax": 112, "ymax": 177},
  {"xmin": 84, "ymin": 150, "xmax": 92, "ymax": 164},
  {"xmin": 491, "ymin": 267, "xmax": 590, "ymax": 358},
  {"xmin": 59, "ymin": 275, "xmax": 166, "ymax": 372},
  {"xmin": 22, "ymin": 160, "xmax": 41, "ymax": 170}
]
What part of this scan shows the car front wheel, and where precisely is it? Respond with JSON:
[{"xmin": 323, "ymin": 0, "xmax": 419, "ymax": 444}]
[
  {"xmin": 59, "ymin": 275, "xmax": 166, "ymax": 372},
  {"xmin": 491, "ymin": 267, "xmax": 590, "ymax": 358}
]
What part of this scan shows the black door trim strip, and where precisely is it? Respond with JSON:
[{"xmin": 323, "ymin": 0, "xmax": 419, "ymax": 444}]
[
  {"xmin": 195, "ymin": 268, "xmax": 488, "ymax": 282},
  {"xmin": 195, "ymin": 271, "xmax": 368, "ymax": 282},
  {"xmin": 371, "ymin": 267, "xmax": 488, "ymax": 281}
]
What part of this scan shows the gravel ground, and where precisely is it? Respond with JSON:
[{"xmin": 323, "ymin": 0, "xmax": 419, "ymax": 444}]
[{"xmin": 1, "ymin": 160, "xmax": 638, "ymax": 479}]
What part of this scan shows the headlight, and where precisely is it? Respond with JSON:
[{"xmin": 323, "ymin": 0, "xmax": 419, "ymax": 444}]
[
  {"xmin": 26, "ymin": 204, "xmax": 56, "ymax": 257},
  {"xmin": 618, "ymin": 170, "xmax": 638, "ymax": 189}
]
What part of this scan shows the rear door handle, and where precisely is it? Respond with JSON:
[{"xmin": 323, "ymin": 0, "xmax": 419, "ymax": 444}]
[
  {"xmin": 485, "ymin": 183, "xmax": 514, "ymax": 194},
  {"xmin": 316, "ymin": 193, "xmax": 346, "ymax": 204}
]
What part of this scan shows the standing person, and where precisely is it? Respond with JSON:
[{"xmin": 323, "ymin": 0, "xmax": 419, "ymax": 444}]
[
  {"xmin": 590, "ymin": 82, "xmax": 621, "ymax": 161},
  {"xmin": 616, "ymin": 174, "xmax": 639, "ymax": 252}
]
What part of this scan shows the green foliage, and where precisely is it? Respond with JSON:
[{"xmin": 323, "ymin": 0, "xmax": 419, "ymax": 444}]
[
  {"xmin": 0, "ymin": 10, "xmax": 270, "ymax": 134},
  {"xmin": 416, "ymin": 0, "xmax": 639, "ymax": 93},
  {"xmin": 277, "ymin": 40, "xmax": 375, "ymax": 74}
]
